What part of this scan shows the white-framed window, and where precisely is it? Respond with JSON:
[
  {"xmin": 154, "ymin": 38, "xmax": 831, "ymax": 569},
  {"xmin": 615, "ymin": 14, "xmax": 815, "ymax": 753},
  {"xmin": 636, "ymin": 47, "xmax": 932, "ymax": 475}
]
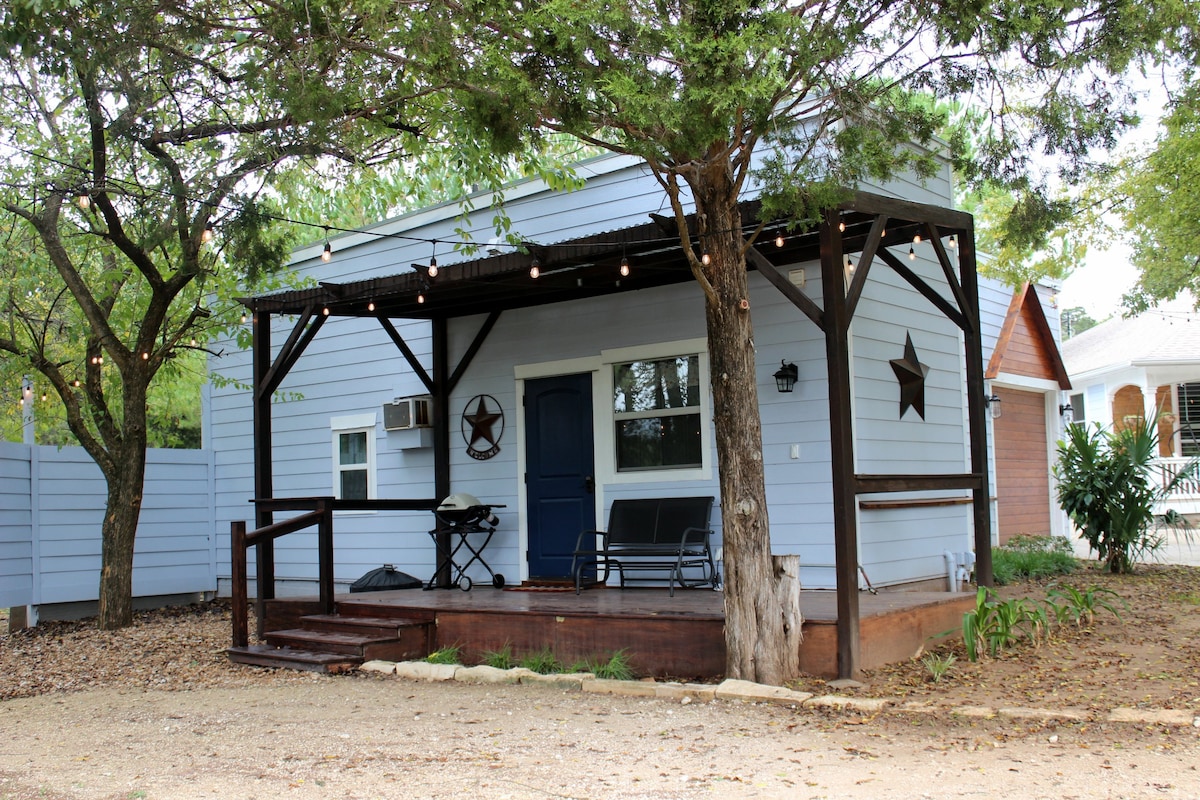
[
  {"xmin": 331, "ymin": 413, "xmax": 377, "ymax": 500},
  {"xmin": 600, "ymin": 339, "xmax": 711, "ymax": 482},
  {"xmin": 1178, "ymin": 383, "xmax": 1200, "ymax": 456}
]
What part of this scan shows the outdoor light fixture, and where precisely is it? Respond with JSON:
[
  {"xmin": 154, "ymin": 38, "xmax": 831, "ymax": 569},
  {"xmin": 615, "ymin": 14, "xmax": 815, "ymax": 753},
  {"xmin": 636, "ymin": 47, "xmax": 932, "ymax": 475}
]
[
  {"xmin": 619, "ymin": 255, "xmax": 630, "ymax": 277},
  {"xmin": 985, "ymin": 393, "xmax": 1002, "ymax": 419},
  {"xmin": 1059, "ymin": 403, "xmax": 1074, "ymax": 423},
  {"xmin": 774, "ymin": 360, "xmax": 799, "ymax": 393}
]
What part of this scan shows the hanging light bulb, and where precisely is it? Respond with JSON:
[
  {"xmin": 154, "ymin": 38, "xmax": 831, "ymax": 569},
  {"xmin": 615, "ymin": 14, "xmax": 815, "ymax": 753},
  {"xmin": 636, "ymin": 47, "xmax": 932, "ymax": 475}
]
[
  {"xmin": 619, "ymin": 255, "xmax": 630, "ymax": 277},
  {"xmin": 838, "ymin": 221, "xmax": 846, "ymax": 233},
  {"xmin": 417, "ymin": 290, "xmax": 426, "ymax": 304},
  {"xmin": 775, "ymin": 234, "xmax": 784, "ymax": 248},
  {"xmin": 201, "ymin": 227, "xmax": 214, "ymax": 243},
  {"xmin": 367, "ymin": 300, "xmax": 376, "ymax": 312},
  {"xmin": 322, "ymin": 306, "xmax": 330, "ymax": 316},
  {"xmin": 529, "ymin": 257, "xmax": 540, "ymax": 279},
  {"xmin": 73, "ymin": 379, "xmax": 81, "ymax": 388},
  {"xmin": 428, "ymin": 243, "xmax": 439, "ymax": 278},
  {"xmin": 190, "ymin": 337, "xmax": 197, "ymax": 346},
  {"xmin": 948, "ymin": 234, "xmax": 957, "ymax": 249},
  {"xmin": 41, "ymin": 391, "xmax": 47, "ymax": 402},
  {"xmin": 77, "ymin": 191, "xmax": 90, "ymax": 210},
  {"xmin": 240, "ymin": 312, "xmax": 247, "ymax": 324},
  {"xmin": 321, "ymin": 240, "xmax": 332, "ymax": 263},
  {"xmin": 908, "ymin": 245, "xmax": 916, "ymax": 261},
  {"xmin": 701, "ymin": 250, "xmax": 711, "ymax": 266},
  {"xmin": 913, "ymin": 234, "xmax": 922, "ymax": 244},
  {"xmin": 142, "ymin": 352, "xmax": 149, "ymax": 360}
]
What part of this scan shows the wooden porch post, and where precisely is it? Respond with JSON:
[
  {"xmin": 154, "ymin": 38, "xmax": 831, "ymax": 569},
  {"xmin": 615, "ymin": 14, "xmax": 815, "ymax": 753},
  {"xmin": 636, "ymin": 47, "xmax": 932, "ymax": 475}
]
[
  {"xmin": 431, "ymin": 316, "xmax": 452, "ymax": 588},
  {"xmin": 252, "ymin": 308, "xmax": 274, "ymax": 636},
  {"xmin": 959, "ymin": 228, "xmax": 994, "ymax": 586},
  {"xmin": 820, "ymin": 210, "xmax": 862, "ymax": 679}
]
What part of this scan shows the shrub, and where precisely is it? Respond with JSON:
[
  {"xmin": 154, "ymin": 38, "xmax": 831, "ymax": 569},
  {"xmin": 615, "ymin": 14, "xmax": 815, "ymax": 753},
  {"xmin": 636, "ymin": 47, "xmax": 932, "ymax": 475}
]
[
  {"xmin": 518, "ymin": 647, "xmax": 563, "ymax": 674},
  {"xmin": 1054, "ymin": 414, "xmax": 1198, "ymax": 573},
  {"xmin": 573, "ymin": 650, "xmax": 634, "ymax": 680},
  {"xmin": 992, "ymin": 534, "xmax": 1078, "ymax": 584},
  {"xmin": 959, "ymin": 587, "xmax": 1049, "ymax": 661}
]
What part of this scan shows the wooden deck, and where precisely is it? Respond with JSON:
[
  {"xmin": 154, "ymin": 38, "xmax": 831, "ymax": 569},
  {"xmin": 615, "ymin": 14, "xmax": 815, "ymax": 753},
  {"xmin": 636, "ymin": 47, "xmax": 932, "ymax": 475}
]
[{"xmin": 258, "ymin": 585, "xmax": 974, "ymax": 679}]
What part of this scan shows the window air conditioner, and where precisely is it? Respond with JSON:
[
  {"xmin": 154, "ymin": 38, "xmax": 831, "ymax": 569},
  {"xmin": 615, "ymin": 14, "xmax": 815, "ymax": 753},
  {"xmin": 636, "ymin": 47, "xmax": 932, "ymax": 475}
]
[{"xmin": 383, "ymin": 396, "xmax": 432, "ymax": 430}]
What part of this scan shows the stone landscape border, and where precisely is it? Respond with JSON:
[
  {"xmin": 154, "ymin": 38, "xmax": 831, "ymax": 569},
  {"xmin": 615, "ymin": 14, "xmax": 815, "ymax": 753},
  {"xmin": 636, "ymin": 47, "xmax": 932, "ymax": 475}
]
[{"xmin": 361, "ymin": 660, "xmax": 1200, "ymax": 728}]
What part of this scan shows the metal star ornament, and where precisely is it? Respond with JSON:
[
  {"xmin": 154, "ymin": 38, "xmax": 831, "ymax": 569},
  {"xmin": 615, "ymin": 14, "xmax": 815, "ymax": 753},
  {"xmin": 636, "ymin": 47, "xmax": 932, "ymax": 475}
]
[
  {"xmin": 889, "ymin": 333, "xmax": 930, "ymax": 420},
  {"xmin": 461, "ymin": 394, "xmax": 504, "ymax": 460}
]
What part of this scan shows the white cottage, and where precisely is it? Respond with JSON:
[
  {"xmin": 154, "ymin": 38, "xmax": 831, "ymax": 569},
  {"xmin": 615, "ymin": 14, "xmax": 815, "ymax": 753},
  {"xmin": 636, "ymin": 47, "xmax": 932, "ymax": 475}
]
[{"xmin": 210, "ymin": 152, "xmax": 1064, "ymax": 677}]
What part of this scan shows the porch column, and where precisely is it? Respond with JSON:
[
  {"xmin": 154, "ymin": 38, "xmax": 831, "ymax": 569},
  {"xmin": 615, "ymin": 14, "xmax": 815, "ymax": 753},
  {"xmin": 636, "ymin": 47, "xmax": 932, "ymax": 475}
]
[
  {"xmin": 252, "ymin": 308, "xmax": 275, "ymax": 628},
  {"xmin": 958, "ymin": 229, "xmax": 994, "ymax": 586},
  {"xmin": 820, "ymin": 209, "xmax": 861, "ymax": 680}
]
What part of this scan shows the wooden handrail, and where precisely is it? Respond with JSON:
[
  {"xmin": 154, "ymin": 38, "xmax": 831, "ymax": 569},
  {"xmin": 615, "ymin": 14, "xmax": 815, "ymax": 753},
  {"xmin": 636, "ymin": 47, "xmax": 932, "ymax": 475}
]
[{"xmin": 230, "ymin": 496, "xmax": 443, "ymax": 649}]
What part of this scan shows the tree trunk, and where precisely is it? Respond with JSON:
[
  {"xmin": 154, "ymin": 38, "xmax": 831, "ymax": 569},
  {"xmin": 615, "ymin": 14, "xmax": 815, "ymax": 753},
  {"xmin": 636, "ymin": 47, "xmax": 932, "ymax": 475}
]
[
  {"xmin": 97, "ymin": 406, "xmax": 149, "ymax": 630},
  {"xmin": 688, "ymin": 161, "xmax": 801, "ymax": 685}
]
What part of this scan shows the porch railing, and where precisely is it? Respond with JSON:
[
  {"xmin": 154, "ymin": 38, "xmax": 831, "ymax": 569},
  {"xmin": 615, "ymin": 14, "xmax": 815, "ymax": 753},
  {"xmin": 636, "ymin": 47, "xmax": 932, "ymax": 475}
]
[
  {"xmin": 230, "ymin": 496, "xmax": 439, "ymax": 648},
  {"xmin": 1151, "ymin": 458, "xmax": 1200, "ymax": 514}
]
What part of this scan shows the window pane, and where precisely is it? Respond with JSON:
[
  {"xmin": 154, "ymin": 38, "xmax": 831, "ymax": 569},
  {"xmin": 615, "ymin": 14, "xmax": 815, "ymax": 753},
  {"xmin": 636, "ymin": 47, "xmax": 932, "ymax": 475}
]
[
  {"xmin": 616, "ymin": 413, "xmax": 702, "ymax": 471},
  {"xmin": 1180, "ymin": 383, "xmax": 1200, "ymax": 455},
  {"xmin": 341, "ymin": 469, "xmax": 368, "ymax": 500},
  {"xmin": 339, "ymin": 431, "xmax": 367, "ymax": 465},
  {"xmin": 614, "ymin": 356, "xmax": 700, "ymax": 414}
]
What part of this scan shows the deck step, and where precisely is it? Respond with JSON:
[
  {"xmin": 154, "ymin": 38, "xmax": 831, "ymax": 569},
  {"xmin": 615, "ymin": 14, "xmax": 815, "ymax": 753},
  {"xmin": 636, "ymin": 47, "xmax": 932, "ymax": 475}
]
[
  {"xmin": 264, "ymin": 621, "xmax": 431, "ymax": 662},
  {"xmin": 299, "ymin": 614, "xmax": 429, "ymax": 635},
  {"xmin": 226, "ymin": 644, "xmax": 361, "ymax": 673}
]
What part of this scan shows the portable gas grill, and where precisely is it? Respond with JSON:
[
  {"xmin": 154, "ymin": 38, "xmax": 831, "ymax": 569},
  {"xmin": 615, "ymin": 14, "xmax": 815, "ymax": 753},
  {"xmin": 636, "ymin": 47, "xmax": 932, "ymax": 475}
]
[{"xmin": 425, "ymin": 493, "xmax": 506, "ymax": 591}]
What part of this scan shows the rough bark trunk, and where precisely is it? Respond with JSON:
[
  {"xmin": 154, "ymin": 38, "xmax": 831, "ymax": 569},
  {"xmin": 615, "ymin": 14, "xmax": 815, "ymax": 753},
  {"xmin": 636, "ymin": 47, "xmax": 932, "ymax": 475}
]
[
  {"xmin": 687, "ymin": 161, "xmax": 801, "ymax": 685},
  {"xmin": 96, "ymin": 399, "xmax": 149, "ymax": 630}
]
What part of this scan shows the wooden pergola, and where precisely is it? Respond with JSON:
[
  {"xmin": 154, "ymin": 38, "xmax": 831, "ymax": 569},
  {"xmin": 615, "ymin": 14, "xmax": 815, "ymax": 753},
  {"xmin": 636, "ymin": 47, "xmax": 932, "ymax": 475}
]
[{"xmin": 239, "ymin": 189, "xmax": 990, "ymax": 679}]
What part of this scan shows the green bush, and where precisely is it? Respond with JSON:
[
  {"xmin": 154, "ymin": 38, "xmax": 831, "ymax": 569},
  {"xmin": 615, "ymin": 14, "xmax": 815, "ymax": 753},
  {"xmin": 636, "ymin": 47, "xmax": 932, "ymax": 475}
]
[
  {"xmin": 571, "ymin": 650, "xmax": 634, "ymax": 680},
  {"xmin": 480, "ymin": 642, "xmax": 515, "ymax": 669},
  {"xmin": 425, "ymin": 644, "xmax": 462, "ymax": 665},
  {"xmin": 992, "ymin": 534, "xmax": 1078, "ymax": 584},
  {"xmin": 1054, "ymin": 415, "xmax": 1198, "ymax": 573},
  {"xmin": 518, "ymin": 647, "xmax": 563, "ymax": 674}
]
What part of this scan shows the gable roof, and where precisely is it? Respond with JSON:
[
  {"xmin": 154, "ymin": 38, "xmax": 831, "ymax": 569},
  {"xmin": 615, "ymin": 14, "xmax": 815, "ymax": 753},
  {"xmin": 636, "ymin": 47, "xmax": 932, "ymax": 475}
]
[
  {"xmin": 1062, "ymin": 301, "xmax": 1200, "ymax": 380},
  {"xmin": 986, "ymin": 283, "xmax": 1071, "ymax": 388}
]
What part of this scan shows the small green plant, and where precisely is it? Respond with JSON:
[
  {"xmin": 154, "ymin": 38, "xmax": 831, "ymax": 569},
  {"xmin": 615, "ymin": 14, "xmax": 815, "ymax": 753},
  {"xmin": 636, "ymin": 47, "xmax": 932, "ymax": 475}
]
[
  {"xmin": 425, "ymin": 644, "xmax": 462, "ymax": 665},
  {"xmin": 1045, "ymin": 583, "xmax": 1127, "ymax": 627},
  {"xmin": 575, "ymin": 650, "xmax": 634, "ymax": 680},
  {"xmin": 519, "ymin": 647, "xmax": 563, "ymax": 674},
  {"xmin": 921, "ymin": 652, "xmax": 957, "ymax": 683},
  {"xmin": 480, "ymin": 642, "xmax": 516, "ymax": 669},
  {"xmin": 992, "ymin": 534, "xmax": 1078, "ymax": 584},
  {"xmin": 958, "ymin": 587, "xmax": 1048, "ymax": 661}
]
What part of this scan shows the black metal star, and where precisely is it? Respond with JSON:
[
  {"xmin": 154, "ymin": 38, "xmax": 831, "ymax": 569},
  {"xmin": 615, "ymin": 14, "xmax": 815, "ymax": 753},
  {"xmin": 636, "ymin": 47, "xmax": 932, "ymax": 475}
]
[
  {"xmin": 890, "ymin": 332, "xmax": 930, "ymax": 420},
  {"xmin": 464, "ymin": 395, "xmax": 502, "ymax": 449}
]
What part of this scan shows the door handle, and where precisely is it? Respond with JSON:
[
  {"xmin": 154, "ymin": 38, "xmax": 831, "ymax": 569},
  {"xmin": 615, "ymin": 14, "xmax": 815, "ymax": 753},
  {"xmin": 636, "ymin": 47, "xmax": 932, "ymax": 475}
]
[{"xmin": 584, "ymin": 475, "xmax": 595, "ymax": 494}]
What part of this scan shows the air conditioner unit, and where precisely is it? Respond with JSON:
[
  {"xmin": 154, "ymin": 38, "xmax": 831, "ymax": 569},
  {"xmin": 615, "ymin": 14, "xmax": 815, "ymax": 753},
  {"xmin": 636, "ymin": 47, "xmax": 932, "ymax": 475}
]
[{"xmin": 383, "ymin": 396, "xmax": 432, "ymax": 430}]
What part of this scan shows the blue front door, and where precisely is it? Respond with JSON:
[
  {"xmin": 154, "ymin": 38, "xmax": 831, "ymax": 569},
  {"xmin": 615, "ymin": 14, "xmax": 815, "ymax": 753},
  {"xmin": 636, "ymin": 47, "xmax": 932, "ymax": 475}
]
[{"xmin": 525, "ymin": 373, "xmax": 596, "ymax": 580}]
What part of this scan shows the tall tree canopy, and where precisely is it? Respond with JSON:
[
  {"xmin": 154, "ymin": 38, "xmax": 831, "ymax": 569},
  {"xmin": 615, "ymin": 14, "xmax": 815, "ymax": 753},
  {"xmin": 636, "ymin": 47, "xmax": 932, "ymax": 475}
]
[
  {"xmin": 0, "ymin": 0, "xmax": 463, "ymax": 628},
  {"xmin": 335, "ymin": 0, "xmax": 1195, "ymax": 683}
]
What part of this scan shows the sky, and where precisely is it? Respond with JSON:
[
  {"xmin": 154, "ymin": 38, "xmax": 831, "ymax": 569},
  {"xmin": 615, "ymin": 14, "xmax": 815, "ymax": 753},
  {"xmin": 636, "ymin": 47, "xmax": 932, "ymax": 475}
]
[{"xmin": 1056, "ymin": 243, "xmax": 1140, "ymax": 319}]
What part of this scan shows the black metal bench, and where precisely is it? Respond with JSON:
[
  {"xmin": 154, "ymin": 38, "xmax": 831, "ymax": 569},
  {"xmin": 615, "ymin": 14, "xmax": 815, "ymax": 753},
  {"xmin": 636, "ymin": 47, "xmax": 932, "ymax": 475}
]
[{"xmin": 571, "ymin": 496, "xmax": 718, "ymax": 595}]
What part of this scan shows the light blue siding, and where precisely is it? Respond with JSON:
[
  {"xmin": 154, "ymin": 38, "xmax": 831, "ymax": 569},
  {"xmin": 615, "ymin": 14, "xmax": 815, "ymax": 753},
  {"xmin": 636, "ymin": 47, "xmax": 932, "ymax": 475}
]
[
  {"xmin": 210, "ymin": 151, "xmax": 1028, "ymax": 592},
  {"xmin": 0, "ymin": 441, "xmax": 215, "ymax": 608}
]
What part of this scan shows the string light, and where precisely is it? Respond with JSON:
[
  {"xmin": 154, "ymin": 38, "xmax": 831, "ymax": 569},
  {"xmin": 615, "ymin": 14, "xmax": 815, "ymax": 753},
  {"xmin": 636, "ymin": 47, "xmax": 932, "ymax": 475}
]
[
  {"xmin": 619, "ymin": 255, "xmax": 630, "ymax": 277},
  {"xmin": 701, "ymin": 250, "xmax": 711, "ymax": 266},
  {"xmin": 908, "ymin": 245, "xmax": 916, "ymax": 261},
  {"xmin": 427, "ymin": 244, "xmax": 438, "ymax": 278},
  {"xmin": 322, "ymin": 306, "xmax": 330, "ymax": 316},
  {"xmin": 417, "ymin": 290, "xmax": 426, "ymax": 304},
  {"xmin": 775, "ymin": 234, "xmax": 784, "ymax": 248},
  {"xmin": 529, "ymin": 257, "xmax": 540, "ymax": 279},
  {"xmin": 913, "ymin": 234, "xmax": 922, "ymax": 244},
  {"xmin": 77, "ymin": 191, "xmax": 90, "ymax": 210},
  {"xmin": 948, "ymin": 235, "xmax": 957, "ymax": 249},
  {"xmin": 240, "ymin": 312, "xmax": 247, "ymax": 324},
  {"xmin": 838, "ymin": 221, "xmax": 846, "ymax": 232},
  {"xmin": 73, "ymin": 379, "xmax": 81, "ymax": 387},
  {"xmin": 367, "ymin": 300, "xmax": 376, "ymax": 312},
  {"xmin": 321, "ymin": 227, "xmax": 332, "ymax": 262},
  {"xmin": 142, "ymin": 352, "xmax": 149, "ymax": 360},
  {"xmin": 201, "ymin": 227, "xmax": 214, "ymax": 243},
  {"xmin": 41, "ymin": 391, "xmax": 48, "ymax": 402}
]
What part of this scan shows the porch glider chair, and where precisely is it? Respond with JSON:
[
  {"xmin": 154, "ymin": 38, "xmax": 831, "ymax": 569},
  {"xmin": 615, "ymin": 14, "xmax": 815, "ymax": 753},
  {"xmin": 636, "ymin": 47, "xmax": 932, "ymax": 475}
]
[{"xmin": 571, "ymin": 496, "xmax": 718, "ymax": 595}]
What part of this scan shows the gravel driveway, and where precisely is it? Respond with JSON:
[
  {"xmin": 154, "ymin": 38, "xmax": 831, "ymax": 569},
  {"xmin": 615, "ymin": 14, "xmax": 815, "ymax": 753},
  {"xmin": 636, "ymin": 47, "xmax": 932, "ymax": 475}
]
[{"xmin": 2, "ymin": 674, "xmax": 1199, "ymax": 799}]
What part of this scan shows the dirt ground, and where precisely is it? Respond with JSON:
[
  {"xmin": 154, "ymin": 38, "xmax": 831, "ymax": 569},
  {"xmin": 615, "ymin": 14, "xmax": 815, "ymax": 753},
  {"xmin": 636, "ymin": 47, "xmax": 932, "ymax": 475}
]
[{"xmin": 1, "ymin": 563, "xmax": 1199, "ymax": 799}]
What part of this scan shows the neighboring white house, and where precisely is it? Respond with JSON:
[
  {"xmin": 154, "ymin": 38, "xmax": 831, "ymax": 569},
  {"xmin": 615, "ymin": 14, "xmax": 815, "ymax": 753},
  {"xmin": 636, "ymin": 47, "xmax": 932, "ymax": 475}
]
[
  {"xmin": 206, "ymin": 151, "xmax": 1065, "ymax": 598},
  {"xmin": 1061, "ymin": 299, "xmax": 1200, "ymax": 516}
]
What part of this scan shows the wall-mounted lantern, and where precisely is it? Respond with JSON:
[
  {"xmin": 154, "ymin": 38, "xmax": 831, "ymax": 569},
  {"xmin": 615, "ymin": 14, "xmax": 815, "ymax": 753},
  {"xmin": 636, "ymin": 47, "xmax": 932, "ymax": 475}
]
[
  {"xmin": 1058, "ymin": 403, "xmax": 1074, "ymax": 424},
  {"xmin": 774, "ymin": 360, "xmax": 799, "ymax": 393},
  {"xmin": 985, "ymin": 393, "xmax": 1002, "ymax": 419}
]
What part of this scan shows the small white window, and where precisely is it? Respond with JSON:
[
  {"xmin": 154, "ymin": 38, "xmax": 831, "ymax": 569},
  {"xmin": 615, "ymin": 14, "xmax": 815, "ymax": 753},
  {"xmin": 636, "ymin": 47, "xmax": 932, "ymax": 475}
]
[{"xmin": 331, "ymin": 413, "xmax": 377, "ymax": 500}]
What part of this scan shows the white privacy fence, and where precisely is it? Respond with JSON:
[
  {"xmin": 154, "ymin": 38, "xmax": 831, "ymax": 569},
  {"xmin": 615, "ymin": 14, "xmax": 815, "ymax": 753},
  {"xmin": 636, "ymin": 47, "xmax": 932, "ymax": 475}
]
[{"xmin": 0, "ymin": 441, "xmax": 216, "ymax": 609}]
